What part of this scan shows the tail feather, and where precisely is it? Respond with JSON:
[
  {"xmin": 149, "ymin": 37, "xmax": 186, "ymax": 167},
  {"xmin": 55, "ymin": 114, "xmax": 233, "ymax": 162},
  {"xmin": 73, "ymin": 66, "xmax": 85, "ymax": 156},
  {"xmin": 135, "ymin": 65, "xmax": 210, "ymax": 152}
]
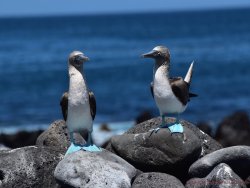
[
  {"xmin": 184, "ymin": 61, "xmax": 194, "ymax": 84},
  {"xmin": 189, "ymin": 92, "xmax": 198, "ymax": 98}
]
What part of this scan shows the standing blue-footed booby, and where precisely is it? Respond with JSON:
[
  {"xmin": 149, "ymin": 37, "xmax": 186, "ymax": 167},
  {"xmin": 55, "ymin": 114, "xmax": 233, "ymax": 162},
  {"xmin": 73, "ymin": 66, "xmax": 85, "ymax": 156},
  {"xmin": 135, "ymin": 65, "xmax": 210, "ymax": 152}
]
[
  {"xmin": 142, "ymin": 46, "xmax": 197, "ymax": 134},
  {"xmin": 61, "ymin": 51, "xmax": 101, "ymax": 155}
]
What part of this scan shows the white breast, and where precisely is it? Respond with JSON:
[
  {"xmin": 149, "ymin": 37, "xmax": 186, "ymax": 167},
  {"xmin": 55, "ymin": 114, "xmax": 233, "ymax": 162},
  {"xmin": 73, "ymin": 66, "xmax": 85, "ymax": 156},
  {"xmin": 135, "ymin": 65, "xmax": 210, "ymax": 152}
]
[
  {"xmin": 66, "ymin": 67, "xmax": 93, "ymax": 132},
  {"xmin": 153, "ymin": 66, "xmax": 186, "ymax": 115}
]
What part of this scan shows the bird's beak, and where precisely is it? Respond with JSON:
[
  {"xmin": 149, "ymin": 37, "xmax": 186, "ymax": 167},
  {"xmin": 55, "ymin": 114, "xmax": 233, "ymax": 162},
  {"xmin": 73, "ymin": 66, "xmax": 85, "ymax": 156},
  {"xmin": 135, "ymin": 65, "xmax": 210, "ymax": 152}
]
[
  {"xmin": 141, "ymin": 50, "xmax": 155, "ymax": 58},
  {"xmin": 79, "ymin": 54, "xmax": 90, "ymax": 62}
]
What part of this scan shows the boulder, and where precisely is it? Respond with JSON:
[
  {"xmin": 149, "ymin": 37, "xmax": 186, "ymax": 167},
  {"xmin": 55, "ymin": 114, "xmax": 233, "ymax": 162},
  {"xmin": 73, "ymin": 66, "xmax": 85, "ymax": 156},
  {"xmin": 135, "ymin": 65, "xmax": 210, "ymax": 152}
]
[
  {"xmin": 0, "ymin": 146, "xmax": 63, "ymax": 188},
  {"xmin": 132, "ymin": 172, "xmax": 184, "ymax": 188},
  {"xmin": 215, "ymin": 111, "xmax": 250, "ymax": 147},
  {"xmin": 36, "ymin": 120, "xmax": 85, "ymax": 152},
  {"xmin": 196, "ymin": 122, "xmax": 212, "ymax": 137},
  {"xmin": 186, "ymin": 163, "xmax": 247, "ymax": 188},
  {"xmin": 111, "ymin": 126, "xmax": 201, "ymax": 179},
  {"xmin": 0, "ymin": 130, "xmax": 43, "ymax": 148},
  {"xmin": 54, "ymin": 149, "xmax": 137, "ymax": 188},
  {"xmin": 189, "ymin": 146, "xmax": 250, "ymax": 179},
  {"xmin": 113, "ymin": 117, "xmax": 222, "ymax": 158}
]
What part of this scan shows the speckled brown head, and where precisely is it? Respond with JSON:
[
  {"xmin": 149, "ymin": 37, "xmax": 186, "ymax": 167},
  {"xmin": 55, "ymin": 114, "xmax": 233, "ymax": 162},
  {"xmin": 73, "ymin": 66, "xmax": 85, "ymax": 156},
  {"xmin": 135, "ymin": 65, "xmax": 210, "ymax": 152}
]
[{"xmin": 142, "ymin": 46, "xmax": 170, "ymax": 63}]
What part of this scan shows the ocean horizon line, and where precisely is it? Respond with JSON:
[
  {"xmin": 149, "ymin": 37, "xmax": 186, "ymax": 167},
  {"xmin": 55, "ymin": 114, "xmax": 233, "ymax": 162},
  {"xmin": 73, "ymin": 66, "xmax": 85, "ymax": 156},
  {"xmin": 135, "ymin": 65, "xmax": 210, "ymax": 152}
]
[{"xmin": 0, "ymin": 6, "xmax": 249, "ymax": 19}]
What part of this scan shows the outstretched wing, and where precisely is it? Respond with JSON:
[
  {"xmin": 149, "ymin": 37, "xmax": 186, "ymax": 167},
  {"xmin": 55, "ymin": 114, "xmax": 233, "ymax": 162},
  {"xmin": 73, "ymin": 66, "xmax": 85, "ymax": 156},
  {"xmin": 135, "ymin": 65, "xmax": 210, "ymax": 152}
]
[
  {"xmin": 170, "ymin": 77, "xmax": 190, "ymax": 105},
  {"xmin": 89, "ymin": 91, "xmax": 96, "ymax": 120},
  {"xmin": 60, "ymin": 92, "xmax": 68, "ymax": 121}
]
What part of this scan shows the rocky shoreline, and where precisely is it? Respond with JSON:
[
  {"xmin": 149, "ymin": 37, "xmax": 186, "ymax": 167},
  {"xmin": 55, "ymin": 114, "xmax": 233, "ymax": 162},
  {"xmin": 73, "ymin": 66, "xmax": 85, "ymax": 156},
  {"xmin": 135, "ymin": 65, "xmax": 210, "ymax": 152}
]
[{"xmin": 0, "ymin": 113, "xmax": 250, "ymax": 187}]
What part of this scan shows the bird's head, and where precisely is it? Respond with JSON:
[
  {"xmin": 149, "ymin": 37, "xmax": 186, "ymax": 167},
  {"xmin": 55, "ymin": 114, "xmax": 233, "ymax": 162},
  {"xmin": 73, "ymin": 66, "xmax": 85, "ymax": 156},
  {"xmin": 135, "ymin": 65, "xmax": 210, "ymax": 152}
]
[
  {"xmin": 142, "ymin": 46, "xmax": 170, "ymax": 64},
  {"xmin": 68, "ymin": 51, "xmax": 89, "ymax": 68}
]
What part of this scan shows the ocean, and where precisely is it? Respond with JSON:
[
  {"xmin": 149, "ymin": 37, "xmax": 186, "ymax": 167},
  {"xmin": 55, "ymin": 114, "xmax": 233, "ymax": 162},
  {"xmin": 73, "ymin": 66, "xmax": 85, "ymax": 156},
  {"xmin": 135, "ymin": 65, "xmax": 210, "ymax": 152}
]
[{"xmin": 0, "ymin": 8, "xmax": 250, "ymax": 133}]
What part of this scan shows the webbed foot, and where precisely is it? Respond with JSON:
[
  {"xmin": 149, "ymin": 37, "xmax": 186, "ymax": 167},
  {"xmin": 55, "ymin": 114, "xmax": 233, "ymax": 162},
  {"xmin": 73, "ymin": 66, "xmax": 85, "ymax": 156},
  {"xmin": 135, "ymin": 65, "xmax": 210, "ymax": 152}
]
[
  {"xmin": 149, "ymin": 123, "xmax": 184, "ymax": 136},
  {"xmin": 82, "ymin": 144, "xmax": 102, "ymax": 152},
  {"xmin": 65, "ymin": 143, "xmax": 101, "ymax": 155},
  {"xmin": 167, "ymin": 123, "xmax": 184, "ymax": 133}
]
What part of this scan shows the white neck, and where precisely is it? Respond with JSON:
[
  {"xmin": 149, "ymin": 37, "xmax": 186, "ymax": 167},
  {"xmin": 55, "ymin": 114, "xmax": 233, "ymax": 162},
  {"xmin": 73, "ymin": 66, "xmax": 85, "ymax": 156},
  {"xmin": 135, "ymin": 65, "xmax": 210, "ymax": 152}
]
[
  {"xmin": 68, "ymin": 64, "xmax": 88, "ymax": 106},
  {"xmin": 69, "ymin": 63, "xmax": 83, "ymax": 75},
  {"xmin": 153, "ymin": 62, "xmax": 169, "ymax": 81}
]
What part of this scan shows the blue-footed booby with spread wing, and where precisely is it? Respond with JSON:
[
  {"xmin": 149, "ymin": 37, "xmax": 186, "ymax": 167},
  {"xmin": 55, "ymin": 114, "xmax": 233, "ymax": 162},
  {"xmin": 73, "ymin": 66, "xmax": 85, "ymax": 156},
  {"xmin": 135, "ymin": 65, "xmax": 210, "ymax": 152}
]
[
  {"xmin": 61, "ymin": 51, "xmax": 101, "ymax": 155},
  {"xmin": 142, "ymin": 46, "xmax": 197, "ymax": 134}
]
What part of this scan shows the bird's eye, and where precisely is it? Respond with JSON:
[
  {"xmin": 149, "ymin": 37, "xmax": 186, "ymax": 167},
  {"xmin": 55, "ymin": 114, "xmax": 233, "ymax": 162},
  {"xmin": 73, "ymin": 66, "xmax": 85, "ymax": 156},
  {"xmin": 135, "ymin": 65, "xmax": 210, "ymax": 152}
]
[
  {"xmin": 154, "ymin": 52, "xmax": 160, "ymax": 56},
  {"xmin": 74, "ymin": 56, "xmax": 80, "ymax": 63}
]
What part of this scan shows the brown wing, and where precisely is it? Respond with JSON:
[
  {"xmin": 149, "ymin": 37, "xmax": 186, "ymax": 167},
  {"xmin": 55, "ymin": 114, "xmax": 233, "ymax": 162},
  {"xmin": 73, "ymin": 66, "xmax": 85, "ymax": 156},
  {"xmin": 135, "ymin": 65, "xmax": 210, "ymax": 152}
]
[
  {"xmin": 150, "ymin": 82, "xmax": 154, "ymax": 99},
  {"xmin": 170, "ymin": 77, "xmax": 190, "ymax": 105},
  {"xmin": 89, "ymin": 91, "xmax": 96, "ymax": 120},
  {"xmin": 60, "ymin": 92, "xmax": 68, "ymax": 121}
]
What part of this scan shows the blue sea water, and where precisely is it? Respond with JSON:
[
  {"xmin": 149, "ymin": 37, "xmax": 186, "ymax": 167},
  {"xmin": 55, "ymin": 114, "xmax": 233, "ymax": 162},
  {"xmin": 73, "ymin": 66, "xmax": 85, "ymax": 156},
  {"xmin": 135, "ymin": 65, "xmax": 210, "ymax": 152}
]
[{"xmin": 0, "ymin": 8, "xmax": 250, "ymax": 132}]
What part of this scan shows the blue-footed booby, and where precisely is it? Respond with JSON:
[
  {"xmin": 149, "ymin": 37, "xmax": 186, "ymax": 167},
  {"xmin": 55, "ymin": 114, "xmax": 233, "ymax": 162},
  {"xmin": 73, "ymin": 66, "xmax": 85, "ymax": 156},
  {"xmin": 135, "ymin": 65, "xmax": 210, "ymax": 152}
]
[
  {"xmin": 142, "ymin": 46, "xmax": 197, "ymax": 134},
  {"xmin": 61, "ymin": 51, "xmax": 101, "ymax": 155}
]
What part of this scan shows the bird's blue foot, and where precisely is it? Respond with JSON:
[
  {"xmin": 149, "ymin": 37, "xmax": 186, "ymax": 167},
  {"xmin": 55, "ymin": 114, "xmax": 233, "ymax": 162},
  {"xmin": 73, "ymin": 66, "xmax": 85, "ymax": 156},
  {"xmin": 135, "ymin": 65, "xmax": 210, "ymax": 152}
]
[
  {"xmin": 65, "ymin": 143, "xmax": 101, "ymax": 155},
  {"xmin": 165, "ymin": 123, "xmax": 184, "ymax": 133},
  {"xmin": 82, "ymin": 144, "xmax": 102, "ymax": 152},
  {"xmin": 65, "ymin": 143, "xmax": 82, "ymax": 155},
  {"xmin": 150, "ymin": 123, "xmax": 184, "ymax": 135}
]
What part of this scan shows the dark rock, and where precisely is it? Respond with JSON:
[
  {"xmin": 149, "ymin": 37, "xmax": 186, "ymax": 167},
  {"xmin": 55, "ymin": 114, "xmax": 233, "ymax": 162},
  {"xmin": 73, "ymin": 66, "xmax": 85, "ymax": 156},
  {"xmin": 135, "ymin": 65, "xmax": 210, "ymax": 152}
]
[
  {"xmin": 245, "ymin": 176, "xmax": 250, "ymax": 188},
  {"xmin": 99, "ymin": 123, "xmax": 111, "ymax": 132},
  {"xmin": 186, "ymin": 163, "xmax": 247, "ymax": 188},
  {"xmin": 36, "ymin": 120, "xmax": 85, "ymax": 152},
  {"xmin": 123, "ymin": 117, "xmax": 222, "ymax": 157},
  {"xmin": 215, "ymin": 111, "xmax": 250, "ymax": 147},
  {"xmin": 0, "ymin": 146, "xmax": 63, "ymax": 188},
  {"xmin": 111, "ymin": 125, "xmax": 201, "ymax": 182},
  {"xmin": 101, "ymin": 138, "xmax": 111, "ymax": 148},
  {"xmin": 0, "ymin": 130, "xmax": 43, "ymax": 148},
  {"xmin": 132, "ymin": 172, "xmax": 184, "ymax": 188},
  {"xmin": 135, "ymin": 110, "xmax": 153, "ymax": 124},
  {"xmin": 189, "ymin": 146, "xmax": 250, "ymax": 179},
  {"xmin": 105, "ymin": 140, "xmax": 118, "ymax": 155},
  {"xmin": 54, "ymin": 149, "xmax": 137, "ymax": 188},
  {"xmin": 197, "ymin": 122, "xmax": 212, "ymax": 136}
]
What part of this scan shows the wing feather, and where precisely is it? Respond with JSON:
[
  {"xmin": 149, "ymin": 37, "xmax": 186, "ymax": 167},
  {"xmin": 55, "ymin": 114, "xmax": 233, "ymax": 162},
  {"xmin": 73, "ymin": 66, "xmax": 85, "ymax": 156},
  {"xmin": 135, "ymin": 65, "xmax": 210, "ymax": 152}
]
[
  {"xmin": 170, "ymin": 77, "xmax": 190, "ymax": 105},
  {"xmin": 60, "ymin": 92, "xmax": 68, "ymax": 121},
  {"xmin": 89, "ymin": 91, "xmax": 96, "ymax": 120},
  {"xmin": 150, "ymin": 82, "xmax": 154, "ymax": 99},
  {"xmin": 60, "ymin": 91, "xmax": 97, "ymax": 121}
]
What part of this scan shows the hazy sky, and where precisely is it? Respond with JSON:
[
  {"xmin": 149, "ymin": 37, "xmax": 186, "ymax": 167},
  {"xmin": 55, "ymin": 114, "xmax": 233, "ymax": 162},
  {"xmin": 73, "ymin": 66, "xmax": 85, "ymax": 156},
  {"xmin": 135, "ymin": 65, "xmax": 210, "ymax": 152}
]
[{"xmin": 1, "ymin": 0, "xmax": 250, "ymax": 17}]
